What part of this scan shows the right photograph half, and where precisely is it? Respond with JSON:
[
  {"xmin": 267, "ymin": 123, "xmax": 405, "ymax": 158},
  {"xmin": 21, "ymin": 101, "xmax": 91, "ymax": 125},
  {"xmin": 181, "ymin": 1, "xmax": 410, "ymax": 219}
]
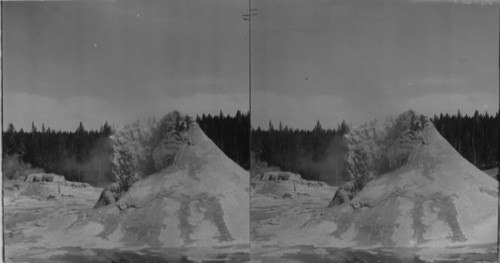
[{"xmin": 249, "ymin": 0, "xmax": 499, "ymax": 262}]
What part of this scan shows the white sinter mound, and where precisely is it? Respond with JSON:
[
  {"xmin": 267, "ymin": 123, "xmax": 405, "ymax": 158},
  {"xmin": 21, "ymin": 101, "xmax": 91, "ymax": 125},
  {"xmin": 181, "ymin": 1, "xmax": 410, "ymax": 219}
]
[{"xmin": 328, "ymin": 110, "xmax": 498, "ymax": 246}]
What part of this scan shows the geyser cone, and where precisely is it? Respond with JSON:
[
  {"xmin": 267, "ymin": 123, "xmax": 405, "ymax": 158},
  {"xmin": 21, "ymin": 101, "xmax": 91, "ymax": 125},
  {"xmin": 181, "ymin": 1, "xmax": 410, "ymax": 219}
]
[
  {"xmin": 328, "ymin": 111, "xmax": 497, "ymax": 247},
  {"xmin": 100, "ymin": 115, "xmax": 249, "ymax": 247}
]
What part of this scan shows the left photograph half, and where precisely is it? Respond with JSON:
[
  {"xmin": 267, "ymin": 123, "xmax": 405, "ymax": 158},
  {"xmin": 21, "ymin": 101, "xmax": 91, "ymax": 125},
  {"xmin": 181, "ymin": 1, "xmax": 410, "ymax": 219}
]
[{"xmin": 2, "ymin": 1, "xmax": 250, "ymax": 262}]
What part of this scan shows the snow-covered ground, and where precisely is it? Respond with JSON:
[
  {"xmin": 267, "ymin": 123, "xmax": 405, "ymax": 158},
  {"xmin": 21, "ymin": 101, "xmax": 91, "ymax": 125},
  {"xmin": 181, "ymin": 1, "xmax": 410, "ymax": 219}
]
[{"xmin": 3, "ymin": 179, "xmax": 103, "ymax": 262}]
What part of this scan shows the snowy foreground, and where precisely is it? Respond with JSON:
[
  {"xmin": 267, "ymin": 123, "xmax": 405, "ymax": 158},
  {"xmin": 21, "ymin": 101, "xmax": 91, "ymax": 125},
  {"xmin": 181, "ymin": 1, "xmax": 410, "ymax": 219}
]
[
  {"xmin": 250, "ymin": 177, "xmax": 496, "ymax": 263},
  {"xmin": 4, "ymin": 179, "xmax": 249, "ymax": 263}
]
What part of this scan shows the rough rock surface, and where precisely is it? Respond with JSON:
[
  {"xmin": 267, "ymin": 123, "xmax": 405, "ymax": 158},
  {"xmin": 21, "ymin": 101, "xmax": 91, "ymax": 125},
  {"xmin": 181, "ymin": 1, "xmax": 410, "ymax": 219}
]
[
  {"xmin": 330, "ymin": 110, "xmax": 427, "ymax": 206},
  {"xmin": 93, "ymin": 182, "xmax": 122, "ymax": 208},
  {"xmin": 252, "ymin": 170, "xmax": 335, "ymax": 202},
  {"xmin": 25, "ymin": 173, "xmax": 66, "ymax": 183},
  {"xmin": 257, "ymin": 171, "xmax": 303, "ymax": 181}
]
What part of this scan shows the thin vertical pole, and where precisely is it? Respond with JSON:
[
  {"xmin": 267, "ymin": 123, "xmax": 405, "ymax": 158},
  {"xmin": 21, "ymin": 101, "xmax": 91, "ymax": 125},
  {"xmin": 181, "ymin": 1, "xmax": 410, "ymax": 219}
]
[
  {"xmin": 249, "ymin": 0, "xmax": 252, "ymax": 180},
  {"xmin": 243, "ymin": 0, "xmax": 258, "ymax": 113},
  {"xmin": 249, "ymin": 0, "xmax": 252, "ymax": 114},
  {"xmin": 497, "ymin": 8, "xmax": 499, "ymax": 261},
  {"xmin": 244, "ymin": 2, "xmax": 257, "ymax": 253}
]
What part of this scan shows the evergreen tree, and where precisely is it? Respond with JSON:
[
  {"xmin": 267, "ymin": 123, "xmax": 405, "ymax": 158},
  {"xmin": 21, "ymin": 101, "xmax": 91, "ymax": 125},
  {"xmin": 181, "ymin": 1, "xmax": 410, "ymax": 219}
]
[
  {"xmin": 268, "ymin": 120, "xmax": 274, "ymax": 131},
  {"xmin": 31, "ymin": 121, "xmax": 37, "ymax": 134}
]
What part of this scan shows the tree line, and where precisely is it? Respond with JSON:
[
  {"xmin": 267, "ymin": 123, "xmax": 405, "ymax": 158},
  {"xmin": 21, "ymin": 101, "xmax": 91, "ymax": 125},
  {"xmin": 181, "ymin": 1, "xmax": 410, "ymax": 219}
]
[
  {"xmin": 2, "ymin": 110, "xmax": 496, "ymax": 185},
  {"xmin": 2, "ymin": 110, "xmax": 250, "ymax": 185},
  {"xmin": 251, "ymin": 111, "xmax": 499, "ymax": 185},
  {"xmin": 3, "ymin": 121, "xmax": 114, "ymax": 185},
  {"xmin": 432, "ymin": 110, "xmax": 498, "ymax": 170},
  {"xmin": 196, "ymin": 110, "xmax": 250, "ymax": 169},
  {"xmin": 251, "ymin": 120, "xmax": 350, "ymax": 184}
]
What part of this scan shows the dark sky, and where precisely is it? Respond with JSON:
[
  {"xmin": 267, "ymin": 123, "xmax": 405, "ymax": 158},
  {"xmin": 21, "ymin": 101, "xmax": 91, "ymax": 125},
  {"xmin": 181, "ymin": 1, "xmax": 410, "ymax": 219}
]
[
  {"xmin": 252, "ymin": 0, "xmax": 499, "ymax": 129},
  {"xmin": 3, "ymin": 0, "xmax": 248, "ymax": 131}
]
